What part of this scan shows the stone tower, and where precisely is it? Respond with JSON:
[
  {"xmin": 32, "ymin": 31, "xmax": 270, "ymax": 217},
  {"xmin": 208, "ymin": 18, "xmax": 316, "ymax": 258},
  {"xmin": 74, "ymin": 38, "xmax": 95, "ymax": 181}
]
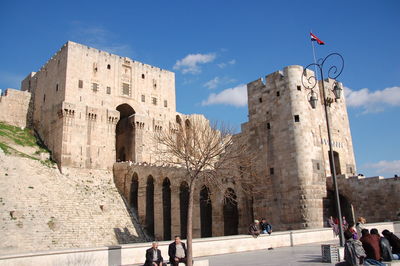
[{"xmin": 241, "ymin": 65, "xmax": 356, "ymax": 230}]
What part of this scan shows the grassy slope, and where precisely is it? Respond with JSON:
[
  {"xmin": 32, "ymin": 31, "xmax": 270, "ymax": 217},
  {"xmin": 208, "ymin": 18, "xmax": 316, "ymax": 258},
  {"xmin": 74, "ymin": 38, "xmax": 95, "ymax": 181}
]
[{"xmin": 0, "ymin": 122, "xmax": 55, "ymax": 167}]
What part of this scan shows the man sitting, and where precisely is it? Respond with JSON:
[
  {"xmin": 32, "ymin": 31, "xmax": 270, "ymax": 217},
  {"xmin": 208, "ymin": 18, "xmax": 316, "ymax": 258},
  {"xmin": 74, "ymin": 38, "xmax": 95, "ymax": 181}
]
[
  {"xmin": 360, "ymin": 229, "xmax": 384, "ymax": 266},
  {"xmin": 144, "ymin": 242, "xmax": 166, "ymax": 266},
  {"xmin": 371, "ymin": 228, "xmax": 393, "ymax": 262},
  {"xmin": 260, "ymin": 218, "xmax": 272, "ymax": 235},
  {"xmin": 168, "ymin": 235, "xmax": 187, "ymax": 266},
  {"xmin": 248, "ymin": 220, "xmax": 260, "ymax": 238},
  {"xmin": 382, "ymin": 230, "xmax": 400, "ymax": 260}
]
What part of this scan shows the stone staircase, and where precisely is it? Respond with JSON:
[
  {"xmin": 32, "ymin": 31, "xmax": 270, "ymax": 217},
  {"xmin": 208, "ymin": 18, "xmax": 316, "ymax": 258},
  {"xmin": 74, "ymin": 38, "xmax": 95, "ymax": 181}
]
[{"xmin": 0, "ymin": 149, "xmax": 146, "ymax": 255}]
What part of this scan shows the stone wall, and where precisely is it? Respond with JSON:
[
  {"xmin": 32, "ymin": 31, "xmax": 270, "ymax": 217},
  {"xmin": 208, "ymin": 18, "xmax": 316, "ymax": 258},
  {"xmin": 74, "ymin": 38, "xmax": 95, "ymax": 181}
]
[
  {"xmin": 327, "ymin": 174, "xmax": 400, "ymax": 223},
  {"xmin": 242, "ymin": 65, "xmax": 356, "ymax": 231},
  {"xmin": 0, "ymin": 151, "xmax": 145, "ymax": 255},
  {"xmin": 0, "ymin": 89, "xmax": 32, "ymax": 128},
  {"xmin": 113, "ymin": 162, "xmax": 252, "ymax": 241}
]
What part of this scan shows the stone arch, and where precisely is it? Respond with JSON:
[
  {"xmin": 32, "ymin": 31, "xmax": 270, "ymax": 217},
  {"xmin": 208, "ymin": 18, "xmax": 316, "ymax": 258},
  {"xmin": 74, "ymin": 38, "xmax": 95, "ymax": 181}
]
[
  {"xmin": 146, "ymin": 175, "xmax": 155, "ymax": 238},
  {"xmin": 162, "ymin": 177, "xmax": 172, "ymax": 240},
  {"xmin": 324, "ymin": 190, "xmax": 354, "ymax": 225},
  {"xmin": 223, "ymin": 188, "xmax": 239, "ymax": 236},
  {"xmin": 130, "ymin": 173, "xmax": 139, "ymax": 215},
  {"xmin": 200, "ymin": 186, "xmax": 212, "ymax": 238},
  {"xmin": 176, "ymin": 115, "xmax": 182, "ymax": 125},
  {"xmin": 179, "ymin": 181, "xmax": 189, "ymax": 238},
  {"xmin": 116, "ymin": 103, "xmax": 135, "ymax": 162}
]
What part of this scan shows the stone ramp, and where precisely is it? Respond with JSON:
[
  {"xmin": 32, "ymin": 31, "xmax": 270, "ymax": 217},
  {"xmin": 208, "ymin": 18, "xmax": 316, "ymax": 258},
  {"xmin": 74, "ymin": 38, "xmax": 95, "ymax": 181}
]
[{"xmin": 0, "ymin": 150, "xmax": 145, "ymax": 255}]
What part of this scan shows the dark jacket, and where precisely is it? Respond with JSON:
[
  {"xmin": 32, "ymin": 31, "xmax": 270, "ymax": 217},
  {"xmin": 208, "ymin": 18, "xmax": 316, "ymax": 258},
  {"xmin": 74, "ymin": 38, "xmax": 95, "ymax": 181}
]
[
  {"xmin": 144, "ymin": 248, "xmax": 163, "ymax": 266},
  {"xmin": 380, "ymin": 237, "xmax": 393, "ymax": 261},
  {"xmin": 386, "ymin": 233, "xmax": 400, "ymax": 254},
  {"xmin": 248, "ymin": 223, "xmax": 260, "ymax": 237},
  {"xmin": 260, "ymin": 222, "xmax": 272, "ymax": 233},
  {"xmin": 360, "ymin": 234, "xmax": 381, "ymax": 261},
  {"xmin": 168, "ymin": 242, "xmax": 187, "ymax": 264}
]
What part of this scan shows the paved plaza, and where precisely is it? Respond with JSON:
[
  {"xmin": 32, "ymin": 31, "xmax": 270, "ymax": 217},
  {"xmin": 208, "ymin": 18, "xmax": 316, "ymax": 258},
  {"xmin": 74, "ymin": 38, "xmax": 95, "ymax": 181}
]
[{"xmin": 202, "ymin": 241, "xmax": 338, "ymax": 266}]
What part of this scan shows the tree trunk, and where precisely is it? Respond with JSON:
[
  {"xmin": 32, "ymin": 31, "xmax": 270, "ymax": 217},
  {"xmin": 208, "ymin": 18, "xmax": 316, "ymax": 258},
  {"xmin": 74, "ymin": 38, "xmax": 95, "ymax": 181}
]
[{"xmin": 186, "ymin": 182, "xmax": 195, "ymax": 266}]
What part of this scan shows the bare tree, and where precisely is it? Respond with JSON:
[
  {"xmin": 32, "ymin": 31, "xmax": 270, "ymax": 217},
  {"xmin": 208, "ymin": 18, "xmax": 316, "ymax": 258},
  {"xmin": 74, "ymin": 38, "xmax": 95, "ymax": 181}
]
[{"xmin": 154, "ymin": 115, "xmax": 256, "ymax": 266}]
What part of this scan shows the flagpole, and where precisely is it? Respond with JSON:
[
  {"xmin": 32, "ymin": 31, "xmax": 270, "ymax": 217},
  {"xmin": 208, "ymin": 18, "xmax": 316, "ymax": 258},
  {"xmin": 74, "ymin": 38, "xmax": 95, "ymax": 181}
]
[{"xmin": 310, "ymin": 31, "xmax": 319, "ymax": 79}]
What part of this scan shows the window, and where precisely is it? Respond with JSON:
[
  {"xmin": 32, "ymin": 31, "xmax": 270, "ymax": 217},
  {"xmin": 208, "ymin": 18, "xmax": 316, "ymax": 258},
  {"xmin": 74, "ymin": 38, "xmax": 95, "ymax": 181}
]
[
  {"xmin": 141, "ymin": 95, "xmax": 145, "ymax": 102},
  {"xmin": 297, "ymin": 85, "xmax": 301, "ymax": 91},
  {"xmin": 294, "ymin": 115, "xmax": 300, "ymax": 122},
  {"xmin": 267, "ymin": 122, "xmax": 271, "ymax": 129},
  {"xmin": 122, "ymin": 83, "xmax": 130, "ymax": 96},
  {"xmin": 259, "ymin": 97, "xmax": 262, "ymax": 103},
  {"xmin": 152, "ymin": 97, "xmax": 157, "ymax": 105},
  {"xmin": 78, "ymin": 80, "xmax": 83, "ymax": 88},
  {"xmin": 142, "ymin": 74, "xmax": 145, "ymax": 79},
  {"xmin": 316, "ymin": 163, "xmax": 320, "ymax": 170},
  {"xmin": 107, "ymin": 64, "xmax": 111, "ymax": 70},
  {"xmin": 43, "ymin": 94, "xmax": 46, "ymax": 103},
  {"xmin": 56, "ymin": 84, "xmax": 59, "ymax": 92},
  {"xmin": 92, "ymin": 83, "xmax": 99, "ymax": 92},
  {"xmin": 276, "ymin": 91, "xmax": 280, "ymax": 97},
  {"xmin": 164, "ymin": 100, "xmax": 168, "ymax": 107},
  {"xmin": 106, "ymin": 86, "xmax": 111, "ymax": 94},
  {"xmin": 93, "ymin": 63, "xmax": 98, "ymax": 72},
  {"xmin": 270, "ymin": 168, "xmax": 274, "ymax": 175}
]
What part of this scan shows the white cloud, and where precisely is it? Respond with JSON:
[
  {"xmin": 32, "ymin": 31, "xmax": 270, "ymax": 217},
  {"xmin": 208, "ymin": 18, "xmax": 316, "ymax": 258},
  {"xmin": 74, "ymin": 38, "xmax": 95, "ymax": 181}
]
[
  {"xmin": 204, "ymin": 77, "xmax": 220, "ymax": 89},
  {"xmin": 0, "ymin": 71, "xmax": 24, "ymax": 90},
  {"xmin": 68, "ymin": 22, "xmax": 133, "ymax": 57},
  {"xmin": 217, "ymin": 59, "xmax": 236, "ymax": 69},
  {"xmin": 173, "ymin": 53, "xmax": 216, "ymax": 74},
  {"xmin": 363, "ymin": 160, "xmax": 400, "ymax": 176},
  {"xmin": 201, "ymin": 84, "xmax": 247, "ymax": 107},
  {"xmin": 203, "ymin": 76, "xmax": 236, "ymax": 90},
  {"xmin": 345, "ymin": 86, "xmax": 400, "ymax": 113}
]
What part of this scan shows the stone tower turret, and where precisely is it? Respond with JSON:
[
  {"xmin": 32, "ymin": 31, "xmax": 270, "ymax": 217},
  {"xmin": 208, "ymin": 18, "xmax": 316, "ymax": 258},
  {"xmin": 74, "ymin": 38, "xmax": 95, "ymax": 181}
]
[{"xmin": 242, "ymin": 65, "xmax": 356, "ymax": 230}]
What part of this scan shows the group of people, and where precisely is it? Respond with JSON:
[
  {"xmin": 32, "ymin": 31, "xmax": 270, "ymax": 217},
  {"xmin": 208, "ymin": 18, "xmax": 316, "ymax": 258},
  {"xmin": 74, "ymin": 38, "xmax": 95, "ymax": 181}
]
[
  {"xmin": 343, "ymin": 217, "xmax": 400, "ymax": 265},
  {"xmin": 248, "ymin": 218, "xmax": 272, "ymax": 238},
  {"xmin": 144, "ymin": 236, "xmax": 187, "ymax": 266}
]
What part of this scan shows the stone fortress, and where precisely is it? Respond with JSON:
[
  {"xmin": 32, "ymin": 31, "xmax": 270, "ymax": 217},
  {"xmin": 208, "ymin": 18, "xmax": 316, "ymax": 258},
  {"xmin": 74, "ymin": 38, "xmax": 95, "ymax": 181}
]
[{"xmin": 0, "ymin": 41, "xmax": 399, "ymax": 243}]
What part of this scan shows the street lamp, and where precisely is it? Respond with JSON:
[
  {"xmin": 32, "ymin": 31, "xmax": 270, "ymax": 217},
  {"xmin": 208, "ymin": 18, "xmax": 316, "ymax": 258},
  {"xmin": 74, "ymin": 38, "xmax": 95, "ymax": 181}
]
[{"xmin": 301, "ymin": 53, "xmax": 345, "ymax": 247}]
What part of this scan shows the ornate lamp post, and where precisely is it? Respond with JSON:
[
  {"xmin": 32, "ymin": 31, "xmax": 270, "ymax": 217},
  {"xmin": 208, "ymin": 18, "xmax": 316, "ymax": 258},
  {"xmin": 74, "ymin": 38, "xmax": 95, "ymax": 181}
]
[{"xmin": 301, "ymin": 53, "xmax": 345, "ymax": 246}]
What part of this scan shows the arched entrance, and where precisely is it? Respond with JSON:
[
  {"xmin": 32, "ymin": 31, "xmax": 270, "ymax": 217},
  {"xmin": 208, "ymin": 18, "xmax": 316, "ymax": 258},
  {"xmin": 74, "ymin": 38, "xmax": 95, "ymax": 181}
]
[
  {"xmin": 179, "ymin": 182, "xmax": 189, "ymax": 239},
  {"xmin": 324, "ymin": 190, "xmax": 354, "ymax": 225},
  {"xmin": 200, "ymin": 186, "xmax": 212, "ymax": 238},
  {"xmin": 146, "ymin": 176, "xmax": 154, "ymax": 238},
  {"xmin": 130, "ymin": 173, "xmax": 138, "ymax": 215},
  {"xmin": 328, "ymin": 150, "xmax": 341, "ymax": 175},
  {"xmin": 116, "ymin": 104, "xmax": 135, "ymax": 162},
  {"xmin": 223, "ymin": 188, "xmax": 239, "ymax": 236},
  {"xmin": 162, "ymin": 178, "xmax": 171, "ymax": 240}
]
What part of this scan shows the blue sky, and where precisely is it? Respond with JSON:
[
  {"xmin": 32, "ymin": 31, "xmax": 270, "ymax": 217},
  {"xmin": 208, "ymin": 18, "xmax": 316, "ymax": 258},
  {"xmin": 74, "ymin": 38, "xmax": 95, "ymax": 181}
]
[{"xmin": 0, "ymin": 0, "xmax": 399, "ymax": 177}]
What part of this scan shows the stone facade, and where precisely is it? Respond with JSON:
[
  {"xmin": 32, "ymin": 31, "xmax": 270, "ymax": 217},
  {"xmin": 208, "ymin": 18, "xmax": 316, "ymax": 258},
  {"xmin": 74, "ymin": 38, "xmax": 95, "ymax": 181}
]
[
  {"xmin": 240, "ymin": 66, "xmax": 357, "ymax": 230},
  {"xmin": 0, "ymin": 41, "xmax": 397, "ymax": 243},
  {"xmin": 0, "ymin": 89, "xmax": 32, "ymax": 128}
]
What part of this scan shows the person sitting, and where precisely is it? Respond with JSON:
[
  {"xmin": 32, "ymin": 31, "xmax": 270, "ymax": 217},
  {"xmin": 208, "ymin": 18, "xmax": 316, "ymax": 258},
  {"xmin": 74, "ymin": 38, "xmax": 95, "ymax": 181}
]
[
  {"xmin": 356, "ymin": 217, "xmax": 366, "ymax": 240},
  {"xmin": 168, "ymin": 235, "xmax": 187, "ymax": 266},
  {"xmin": 346, "ymin": 222, "xmax": 358, "ymax": 240},
  {"xmin": 382, "ymin": 229, "xmax": 400, "ymax": 260},
  {"xmin": 248, "ymin": 220, "xmax": 260, "ymax": 238},
  {"xmin": 344, "ymin": 230, "xmax": 366, "ymax": 266},
  {"xmin": 370, "ymin": 228, "xmax": 393, "ymax": 262},
  {"xmin": 260, "ymin": 218, "xmax": 272, "ymax": 235},
  {"xmin": 360, "ymin": 229, "xmax": 384, "ymax": 265},
  {"xmin": 144, "ymin": 242, "xmax": 166, "ymax": 266}
]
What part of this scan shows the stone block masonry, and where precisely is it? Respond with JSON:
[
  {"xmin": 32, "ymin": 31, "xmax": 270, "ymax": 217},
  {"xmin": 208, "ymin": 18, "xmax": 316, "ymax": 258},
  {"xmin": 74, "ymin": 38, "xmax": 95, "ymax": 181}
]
[
  {"xmin": 0, "ymin": 89, "xmax": 32, "ymax": 128},
  {"xmin": 0, "ymin": 151, "xmax": 145, "ymax": 255}
]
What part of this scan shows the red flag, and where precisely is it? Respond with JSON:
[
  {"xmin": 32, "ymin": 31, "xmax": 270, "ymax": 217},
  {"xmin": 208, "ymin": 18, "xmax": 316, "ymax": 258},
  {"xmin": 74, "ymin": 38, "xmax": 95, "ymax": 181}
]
[{"xmin": 310, "ymin": 32, "xmax": 325, "ymax": 45}]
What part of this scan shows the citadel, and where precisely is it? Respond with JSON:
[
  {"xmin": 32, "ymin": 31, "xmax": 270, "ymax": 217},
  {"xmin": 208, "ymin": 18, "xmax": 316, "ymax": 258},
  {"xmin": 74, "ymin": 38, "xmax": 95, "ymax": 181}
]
[{"xmin": 0, "ymin": 41, "xmax": 399, "ymax": 243}]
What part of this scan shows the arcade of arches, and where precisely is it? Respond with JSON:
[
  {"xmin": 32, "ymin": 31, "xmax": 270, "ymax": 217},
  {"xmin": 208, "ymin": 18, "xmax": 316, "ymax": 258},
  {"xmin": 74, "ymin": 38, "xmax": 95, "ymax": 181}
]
[{"xmin": 114, "ymin": 164, "xmax": 249, "ymax": 240}]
